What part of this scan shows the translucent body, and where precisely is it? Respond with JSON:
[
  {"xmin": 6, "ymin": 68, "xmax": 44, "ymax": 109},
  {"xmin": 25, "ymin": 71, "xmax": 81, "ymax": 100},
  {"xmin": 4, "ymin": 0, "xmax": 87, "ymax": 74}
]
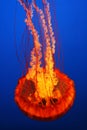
[{"xmin": 15, "ymin": 0, "xmax": 75, "ymax": 121}]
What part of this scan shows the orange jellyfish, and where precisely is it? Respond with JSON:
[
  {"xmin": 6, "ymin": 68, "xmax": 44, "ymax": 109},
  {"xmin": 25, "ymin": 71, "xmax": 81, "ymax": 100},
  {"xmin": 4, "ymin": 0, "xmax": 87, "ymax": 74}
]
[{"xmin": 15, "ymin": 0, "xmax": 75, "ymax": 121}]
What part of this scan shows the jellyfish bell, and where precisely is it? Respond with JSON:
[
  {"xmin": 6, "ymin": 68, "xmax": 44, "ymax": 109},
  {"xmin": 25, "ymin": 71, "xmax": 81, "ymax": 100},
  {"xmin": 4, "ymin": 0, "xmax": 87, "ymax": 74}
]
[{"xmin": 15, "ymin": 0, "xmax": 75, "ymax": 121}]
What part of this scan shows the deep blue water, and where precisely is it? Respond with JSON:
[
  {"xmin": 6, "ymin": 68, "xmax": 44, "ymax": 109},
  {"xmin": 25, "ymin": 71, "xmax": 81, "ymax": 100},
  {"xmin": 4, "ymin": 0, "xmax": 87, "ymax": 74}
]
[{"xmin": 0, "ymin": 0, "xmax": 87, "ymax": 129}]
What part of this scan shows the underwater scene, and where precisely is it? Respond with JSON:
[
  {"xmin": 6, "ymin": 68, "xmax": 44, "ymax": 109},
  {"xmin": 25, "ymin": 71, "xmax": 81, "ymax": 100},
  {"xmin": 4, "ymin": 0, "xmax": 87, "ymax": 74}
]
[{"xmin": 0, "ymin": 0, "xmax": 87, "ymax": 129}]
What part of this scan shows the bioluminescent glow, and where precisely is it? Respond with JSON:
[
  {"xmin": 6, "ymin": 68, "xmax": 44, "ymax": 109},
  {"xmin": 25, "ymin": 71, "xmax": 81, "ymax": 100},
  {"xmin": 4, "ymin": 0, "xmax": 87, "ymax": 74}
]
[{"xmin": 15, "ymin": 0, "xmax": 75, "ymax": 121}]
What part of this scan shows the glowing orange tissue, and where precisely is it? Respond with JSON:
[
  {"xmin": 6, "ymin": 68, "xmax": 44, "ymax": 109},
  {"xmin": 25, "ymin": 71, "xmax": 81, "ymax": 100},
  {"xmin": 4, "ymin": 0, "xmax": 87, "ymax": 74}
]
[{"xmin": 15, "ymin": 0, "xmax": 75, "ymax": 121}]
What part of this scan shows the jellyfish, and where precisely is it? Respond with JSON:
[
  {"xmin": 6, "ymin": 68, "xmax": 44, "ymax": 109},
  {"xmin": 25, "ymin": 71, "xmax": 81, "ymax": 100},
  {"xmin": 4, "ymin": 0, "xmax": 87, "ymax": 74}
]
[{"xmin": 14, "ymin": 0, "xmax": 75, "ymax": 121}]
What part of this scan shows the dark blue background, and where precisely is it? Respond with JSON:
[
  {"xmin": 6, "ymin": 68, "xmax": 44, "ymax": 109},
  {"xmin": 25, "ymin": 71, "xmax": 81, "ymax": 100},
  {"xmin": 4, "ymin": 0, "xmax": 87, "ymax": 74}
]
[{"xmin": 0, "ymin": 0, "xmax": 87, "ymax": 129}]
